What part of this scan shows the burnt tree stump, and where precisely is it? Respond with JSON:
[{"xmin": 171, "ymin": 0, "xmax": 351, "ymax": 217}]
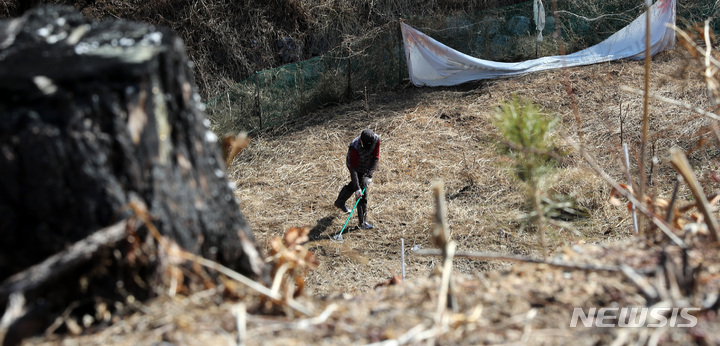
[{"xmin": 0, "ymin": 6, "xmax": 267, "ymax": 286}]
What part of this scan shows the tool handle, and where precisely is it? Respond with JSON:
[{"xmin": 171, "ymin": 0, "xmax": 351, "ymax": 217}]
[{"xmin": 338, "ymin": 186, "xmax": 367, "ymax": 237}]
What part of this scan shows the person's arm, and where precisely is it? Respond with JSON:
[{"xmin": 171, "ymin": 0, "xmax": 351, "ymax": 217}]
[
  {"xmin": 348, "ymin": 148, "xmax": 361, "ymax": 191},
  {"xmin": 365, "ymin": 139, "xmax": 380, "ymax": 178}
]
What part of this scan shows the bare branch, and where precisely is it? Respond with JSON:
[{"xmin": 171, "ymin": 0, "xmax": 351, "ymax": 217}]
[
  {"xmin": 0, "ymin": 220, "xmax": 128, "ymax": 298},
  {"xmin": 563, "ymin": 134, "xmax": 686, "ymax": 248},
  {"xmin": 620, "ymin": 86, "xmax": 720, "ymax": 122},
  {"xmin": 413, "ymin": 248, "xmax": 645, "ymax": 273},
  {"xmin": 669, "ymin": 147, "xmax": 720, "ymax": 242}
]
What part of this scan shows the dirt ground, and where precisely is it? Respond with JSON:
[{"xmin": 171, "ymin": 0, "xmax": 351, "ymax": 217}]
[{"xmin": 25, "ymin": 47, "xmax": 720, "ymax": 345}]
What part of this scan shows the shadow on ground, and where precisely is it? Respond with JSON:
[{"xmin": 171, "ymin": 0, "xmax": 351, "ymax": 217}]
[
  {"xmin": 308, "ymin": 215, "xmax": 338, "ymax": 241},
  {"xmin": 308, "ymin": 214, "xmax": 369, "ymax": 243}
]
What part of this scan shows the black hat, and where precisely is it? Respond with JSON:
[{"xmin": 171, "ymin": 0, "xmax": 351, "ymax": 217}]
[{"xmin": 360, "ymin": 129, "xmax": 376, "ymax": 147}]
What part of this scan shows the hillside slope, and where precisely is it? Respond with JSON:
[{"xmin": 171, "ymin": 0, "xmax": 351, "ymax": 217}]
[
  {"xmin": 5, "ymin": 1, "xmax": 720, "ymax": 344},
  {"xmin": 2, "ymin": 0, "xmax": 715, "ymax": 101},
  {"xmin": 233, "ymin": 48, "xmax": 715, "ymax": 295},
  {"xmin": 26, "ymin": 48, "xmax": 720, "ymax": 345},
  {"xmin": 0, "ymin": 0, "xmax": 528, "ymax": 100}
]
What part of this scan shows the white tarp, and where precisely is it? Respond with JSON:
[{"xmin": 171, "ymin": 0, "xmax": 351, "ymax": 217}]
[{"xmin": 401, "ymin": 0, "xmax": 676, "ymax": 87}]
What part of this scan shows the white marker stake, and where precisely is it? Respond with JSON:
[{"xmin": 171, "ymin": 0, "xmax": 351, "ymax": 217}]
[
  {"xmin": 401, "ymin": 238, "xmax": 405, "ymax": 282},
  {"xmin": 623, "ymin": 143, "xmax": 639, "ymax": 234}
]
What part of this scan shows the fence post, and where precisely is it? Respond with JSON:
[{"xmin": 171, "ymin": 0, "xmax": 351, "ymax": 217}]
[
  {"xmin": 254, "ymin": 72, "xmax": 262, "ymax": 130},
  {"xmin": 346, "ymin": 46, "xmax": 352, "ymax": 99},
  {"xmin": 298, "ymin": 64, "xmax": 304, "ymax": 105},
  {"xmin": 398, "ymin": 19, "xmax": 403, "ymax": 85},
  {"xmin": 227, "ymin": 91, "xmax": 232, "ymax": 128}
]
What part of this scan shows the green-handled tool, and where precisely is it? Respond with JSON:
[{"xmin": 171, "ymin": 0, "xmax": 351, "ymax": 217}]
[{"xmin": 331, "ymin": 186, "xmax": 366, "ymax": 243}]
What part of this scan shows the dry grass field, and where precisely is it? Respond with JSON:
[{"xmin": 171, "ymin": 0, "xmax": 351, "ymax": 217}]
[
  {"xmin": 5, "ymin": 1, "xmax": 720, "ymax": 345},
  {"xmin": 231, "ymin": 47, "xmax": 714, "ymax": 296},
  {"xmin": 24, "ymin": 41, "xmax": 720, "ymax": 346}
]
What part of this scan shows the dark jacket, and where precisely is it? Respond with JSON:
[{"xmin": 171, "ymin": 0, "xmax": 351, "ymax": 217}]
[{"xmin": 345, "ymin": 133, "xmax": 380, "ymax": 191}]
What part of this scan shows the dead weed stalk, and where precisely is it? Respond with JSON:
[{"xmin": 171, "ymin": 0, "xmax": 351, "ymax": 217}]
[{"xmin": 128, "ymin": 200, "xmax": 315, "ymax": 316}]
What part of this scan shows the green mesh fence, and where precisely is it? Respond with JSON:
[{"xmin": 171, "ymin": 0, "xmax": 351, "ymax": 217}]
[
  {"xmin": 205, "ymin": 20, "xmax": 405, "ymax": 134},
  {"xmin": 205, "ymin": 0, "xmax": 714, "ymax": 135}
]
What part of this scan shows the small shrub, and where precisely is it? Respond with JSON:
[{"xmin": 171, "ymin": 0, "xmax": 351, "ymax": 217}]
[
  {"xmin": 492, "ymin": 95, "xmax": 559, "ymax": 185},
  {"xmin": 493, "ymin": 96, "xmax": 581, "ymax": 256}
]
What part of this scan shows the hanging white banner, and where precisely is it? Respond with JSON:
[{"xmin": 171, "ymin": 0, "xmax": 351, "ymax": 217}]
[{"xmin": 401, "ymin": 0, "xmax": 676, "ymax": 87}]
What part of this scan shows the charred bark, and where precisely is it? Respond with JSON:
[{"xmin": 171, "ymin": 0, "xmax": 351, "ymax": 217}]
[{"xmin": 0, "ymin": 3, "xmax": 267, "ymax": 313}]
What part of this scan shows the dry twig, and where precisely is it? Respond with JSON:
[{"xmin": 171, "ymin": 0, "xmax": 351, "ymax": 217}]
[
  {"xmin": 563, "ymin": 134, "xmax": 687, "ymax": 248},
  {"xmin": 431, "ymin": 181, "xmax": 458, "ymax": 326},
  {"xmin": 619, "ymin": 86, "xmax": 720, "ymax": 121},
  {"xmin": 669, "ymin": 147, "xmax": 720, "ymax": 242},
  {"xmin": 129, "ymin": 202, "xmax": 314, "ymax": 316},
  {"xmin": 246, "ymin": 304, "xmax": 338, "ymax": 337},
  {"xmin": 413, "ymin": 248, "xmax": 648, "ymax": 273}
]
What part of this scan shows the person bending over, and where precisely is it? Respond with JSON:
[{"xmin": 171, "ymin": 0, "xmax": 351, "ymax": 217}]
[{"xmin": 334, "ymin": 129, "xmax": 380, "ymax": 229}]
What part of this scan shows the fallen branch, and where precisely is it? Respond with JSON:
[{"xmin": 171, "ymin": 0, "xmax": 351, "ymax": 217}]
[
  {"xmin": 619, "ymin": 264, "xmax": 659, "ymax": 302},
  {"xmin": 620, "ymin": 85, "xmax": 720, "ymax": 122},
  {"xmin": 246, "ymin": 303, "xmax": 337, "ymax": 336},
  {"xmin": 413, "ymin": 248, "xmax": 648, "ymax": 273},
  {"xmin": 175, "ymin": 250, "xmax": 313, "ymax": 316},
  {"xmin": 366, "ymin": 322, "xmax": 446, "ymax": 346},
  {"xmin": 0, "ymin": 220, "xmax": 128, "ymax": 298},
  {"xmin": 129, "ymin": 200, "xmax": 314, "ymax": 316}
]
